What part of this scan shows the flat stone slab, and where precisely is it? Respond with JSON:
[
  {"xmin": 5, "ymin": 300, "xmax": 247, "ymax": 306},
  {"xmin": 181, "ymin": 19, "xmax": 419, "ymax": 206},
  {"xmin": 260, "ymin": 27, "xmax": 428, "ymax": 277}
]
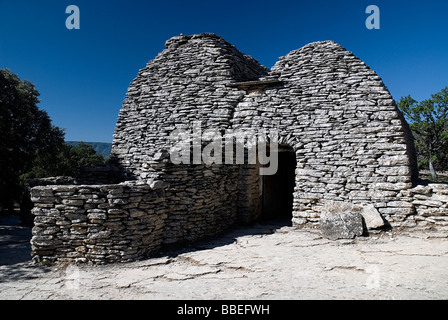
[{"xmin": 361, "ymin": 204, "xmax": 386, "ymax": 229}]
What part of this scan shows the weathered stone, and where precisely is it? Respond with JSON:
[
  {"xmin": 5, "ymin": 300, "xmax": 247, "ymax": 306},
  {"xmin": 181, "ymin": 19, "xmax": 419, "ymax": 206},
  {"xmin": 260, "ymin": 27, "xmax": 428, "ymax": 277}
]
[
  {"xmin": 30, "ymin": 187, "xmax": 54, "ymax": 197},
  {"xmin": 87, "ymin": 212, "xmax": 107, "ymax": 220},
  {"xmin": 28, "ymin": 33, "xmax": 436, "ymax": 265},
  {"xmin": 320, "ymin": 202, "xmax": 364, "ymax": 240},
  {"xmin": 129, "ymin": 209, "xmax": 145, "ymax": 218},
  {"xmin": 360, "ymin": 204, "xmax": 385, "ymax": 229},
  {"xmin": 62, "ymin": 199, "xmax": 84, "ymax": 206},
  {"xmin": 412, "ymin": 183, "xmax": 448, "ymax": 224}
]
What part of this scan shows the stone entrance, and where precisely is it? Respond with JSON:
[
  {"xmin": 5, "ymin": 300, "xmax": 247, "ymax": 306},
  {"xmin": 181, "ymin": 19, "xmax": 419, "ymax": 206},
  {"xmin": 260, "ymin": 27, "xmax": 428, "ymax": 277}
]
[{"xmin": 261, "ymin": 146, "xmax": 296, "ymax": 223}]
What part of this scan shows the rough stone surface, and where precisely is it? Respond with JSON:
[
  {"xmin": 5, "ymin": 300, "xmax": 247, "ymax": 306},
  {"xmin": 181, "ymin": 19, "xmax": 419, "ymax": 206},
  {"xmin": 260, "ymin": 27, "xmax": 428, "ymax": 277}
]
[
  {"xmin": 320, "ymin": 202, "xmax": 364, "ymax": 240},
  {"xmin": 27, "ymin": 33, "xmax": 448, "ymax": 264},
  {"xmin": 30, "ymin": 183, "xmax": 167, "ymax": 264},
  {"xmin": 2, "ymin": 218, "xmax": 448, "ymax": 300},
  {"xmin": 409, "ymin": 183, "xmax": 448, "ymax": 230},
  {"xmin": 112, "ymin": 33, "xmax": 419, "ymax": 228},
  {"xmin": 361, "ymin": 204, "xmax": 386, "ymax": 229}
]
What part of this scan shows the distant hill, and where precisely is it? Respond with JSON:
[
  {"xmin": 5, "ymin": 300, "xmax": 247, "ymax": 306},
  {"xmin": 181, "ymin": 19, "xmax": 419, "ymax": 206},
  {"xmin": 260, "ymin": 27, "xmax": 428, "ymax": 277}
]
[{"xmin": 66, "ymin": 141, "xmax": 112, "ymax": 157}]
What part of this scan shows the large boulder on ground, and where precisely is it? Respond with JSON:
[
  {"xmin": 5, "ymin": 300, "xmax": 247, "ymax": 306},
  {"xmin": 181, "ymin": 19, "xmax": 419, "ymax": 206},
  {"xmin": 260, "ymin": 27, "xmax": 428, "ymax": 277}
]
[{"xmin": 320, "ymin": 201, "xmax": 364, "ymax": 240}]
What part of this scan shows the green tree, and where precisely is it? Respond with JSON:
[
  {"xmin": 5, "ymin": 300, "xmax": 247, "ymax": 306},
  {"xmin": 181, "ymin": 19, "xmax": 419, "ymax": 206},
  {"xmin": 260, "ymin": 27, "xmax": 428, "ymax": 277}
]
[
  {"xmin": 21, "ymin": 142, "xmax": 107, "ymax": 180},
  {"xmin": 61, "ymin": 142, "xmax": 106, "ymax": 174},
  {"xmin": 0, "ymin": 69, "xmax": 65, "ymax": 213},
  {"xmin": 397, "ymin": 87, "xmax": 448, "ymax": 179}
]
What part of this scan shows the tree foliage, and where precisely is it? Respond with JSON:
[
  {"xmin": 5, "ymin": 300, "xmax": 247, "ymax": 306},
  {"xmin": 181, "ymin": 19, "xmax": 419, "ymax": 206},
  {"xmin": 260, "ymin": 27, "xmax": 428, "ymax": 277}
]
[
  {"xmin": 0, "ymin": 69, "xmax": 66, "ymax": 212},
  {"xmin": 60, "ymin": 142, "xmax": 107, "ymax": 175},
  {"xmin": 0, "ymin": 69, "xmax": 107, "ymax": 213},
  {"xmin": 397, "ymin": 87, "xmax": 448, "ymax": 179},
  {"xmin": 21, "ymin": 142, "xmax": 107, "ymax": 180}
]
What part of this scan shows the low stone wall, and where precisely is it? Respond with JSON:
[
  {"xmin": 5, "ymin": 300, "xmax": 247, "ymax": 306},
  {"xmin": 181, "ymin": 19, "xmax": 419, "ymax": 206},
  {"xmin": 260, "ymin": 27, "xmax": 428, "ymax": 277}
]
[
  {"xmin": 20, "ymin": 177, "xmax": 77, "ymax": 226},
  {"xmin": 410, "ymin": 182, "xmax": 448, "ymax": 229},
  {"xmin": 29, "ymin": 165, "xmax": 244, "ymax": 264},
  {"xmin": 30, "ymin": 182, "xmax": 166, "ymax": 264},
  {"xmin": 29, "ymin": 176, "xmax": 448, "ymax": 264},
  {"xmin": 21, "ymin": 167, "xmax": 122, "ymax": 227}
]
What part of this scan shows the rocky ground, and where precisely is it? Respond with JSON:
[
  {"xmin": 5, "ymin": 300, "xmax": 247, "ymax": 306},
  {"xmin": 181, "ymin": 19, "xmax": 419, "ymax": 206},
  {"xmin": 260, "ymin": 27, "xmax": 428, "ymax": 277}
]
[{"xmin": 1, "ymin": 216, "xmax": 448, "ymax": 300}]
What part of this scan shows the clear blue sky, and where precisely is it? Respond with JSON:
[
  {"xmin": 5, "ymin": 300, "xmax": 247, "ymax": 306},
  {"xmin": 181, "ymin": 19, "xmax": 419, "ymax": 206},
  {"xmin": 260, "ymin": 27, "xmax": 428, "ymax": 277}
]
[{"xmin": 1, "ymin": 0, "xmax": 447, "ymax": 142}]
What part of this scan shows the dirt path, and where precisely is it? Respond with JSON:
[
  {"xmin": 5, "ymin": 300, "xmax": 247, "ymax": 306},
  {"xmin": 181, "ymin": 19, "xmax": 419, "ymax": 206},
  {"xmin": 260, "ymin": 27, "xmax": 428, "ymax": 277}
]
[{"xmin": 1, "ymin": 216, "xmax": 448, "ymax": 300}]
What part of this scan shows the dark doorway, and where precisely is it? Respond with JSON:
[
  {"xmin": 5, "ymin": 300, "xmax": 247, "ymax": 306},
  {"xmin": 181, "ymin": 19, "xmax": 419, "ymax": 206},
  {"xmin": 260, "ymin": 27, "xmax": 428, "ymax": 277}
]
[{"xmin": 261, "ymin": 147, "xmax": 296, "ymax": 225}]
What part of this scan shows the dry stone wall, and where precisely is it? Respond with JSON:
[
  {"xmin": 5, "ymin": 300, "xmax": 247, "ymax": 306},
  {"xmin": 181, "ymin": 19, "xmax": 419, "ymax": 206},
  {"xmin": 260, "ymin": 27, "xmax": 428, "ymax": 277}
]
[
  {"xmin": 31, "ymin": 183, "xmax": 166, "ymax": 263},
  {"xmin": 231, "ymin": 40, "xmax": 419, "ymax": 227},
  {"xmin": 161, "ymin": 163, "xmax": 240, "ymax": 245},
  {"xmin": 110, "ymin": 33, "xmax": 270, "ymax": 245},
  {"xmin": 113, "ymin": 34, "xmax": 419, "ymax": 229},
  {"xmin": 112, "ymin": 33, "xmax": 268, "ymax": 181},
  {"xmin": 30, "ymin": 172, "xmax": 242, "ymax": 264},
  {"xmin": 409, "ymin": 183, "xmax": 448, "ymax": 229},
  {"xmin": 29, "ymin": 33, "xmax": 448, "ymax": 264}
]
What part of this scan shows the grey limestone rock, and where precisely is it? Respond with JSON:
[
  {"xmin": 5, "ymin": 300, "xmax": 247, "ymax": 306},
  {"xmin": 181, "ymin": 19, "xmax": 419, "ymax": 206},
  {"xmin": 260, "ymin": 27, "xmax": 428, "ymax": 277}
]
[
  {"xmin": 29, "ymin": 33, "xmax": 443, "ymax": 264},
  {"xmin": 320, "ymin": 202, "xmax": 364, "ymax": 240},
  {"xmin": 360, "ymin": 204, "xmax": 386, "ymax": 229}
]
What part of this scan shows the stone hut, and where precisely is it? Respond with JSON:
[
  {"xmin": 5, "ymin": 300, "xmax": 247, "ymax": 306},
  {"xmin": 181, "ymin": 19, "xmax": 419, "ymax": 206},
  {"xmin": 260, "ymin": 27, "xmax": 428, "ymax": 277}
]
[
  {"xmin": 29, "ymin": 33, "xmax": 448, "ymax": 264},
  {"xmin": 112, "ymin": 33, "xmax": 418, "ymax": 227}
]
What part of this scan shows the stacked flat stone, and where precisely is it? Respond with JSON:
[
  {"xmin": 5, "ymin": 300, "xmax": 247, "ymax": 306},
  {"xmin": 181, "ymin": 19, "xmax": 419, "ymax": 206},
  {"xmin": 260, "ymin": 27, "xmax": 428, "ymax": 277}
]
[
  {"xmin": 113, "ymin": 34, "xmax": 419, "ymax": 228},
  {"xmin": 231, "ymin": 40, "xmax": 418, "ymax": 227},
  {"xmin": 410, "ymin": 183, "xmax": 448, "ymax": 229},
  {"xmin": 29, "ymin": 33, "xmax": 447, "ymax": 264},
  {"xmin": 31, "ymin": 183, "xmax": 166, "ymax": 264},
  {"xmin": 112, "ymin": 33, "xmax": 270, "ymax": 245},
  {"xmin": 112, "ymin": 33, "xmax": 269, "ymax": 180}
]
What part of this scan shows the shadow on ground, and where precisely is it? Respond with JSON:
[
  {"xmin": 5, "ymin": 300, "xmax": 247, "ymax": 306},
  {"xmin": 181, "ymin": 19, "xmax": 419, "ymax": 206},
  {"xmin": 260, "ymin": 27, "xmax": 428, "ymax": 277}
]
[
  {"xmin": 0, "ymin": 216, "xmax": 32, "ymax": 266},
  {"xmin": 0, "ymin": 216, "xmax": 48, "ymax": 283},
  {"xmin": 157, "ymin": 216, "xmax": 295, "ymax": 258},
  {"xmin": 0, "ymin": 214, "xmax": 294, "ymax": 285}
]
